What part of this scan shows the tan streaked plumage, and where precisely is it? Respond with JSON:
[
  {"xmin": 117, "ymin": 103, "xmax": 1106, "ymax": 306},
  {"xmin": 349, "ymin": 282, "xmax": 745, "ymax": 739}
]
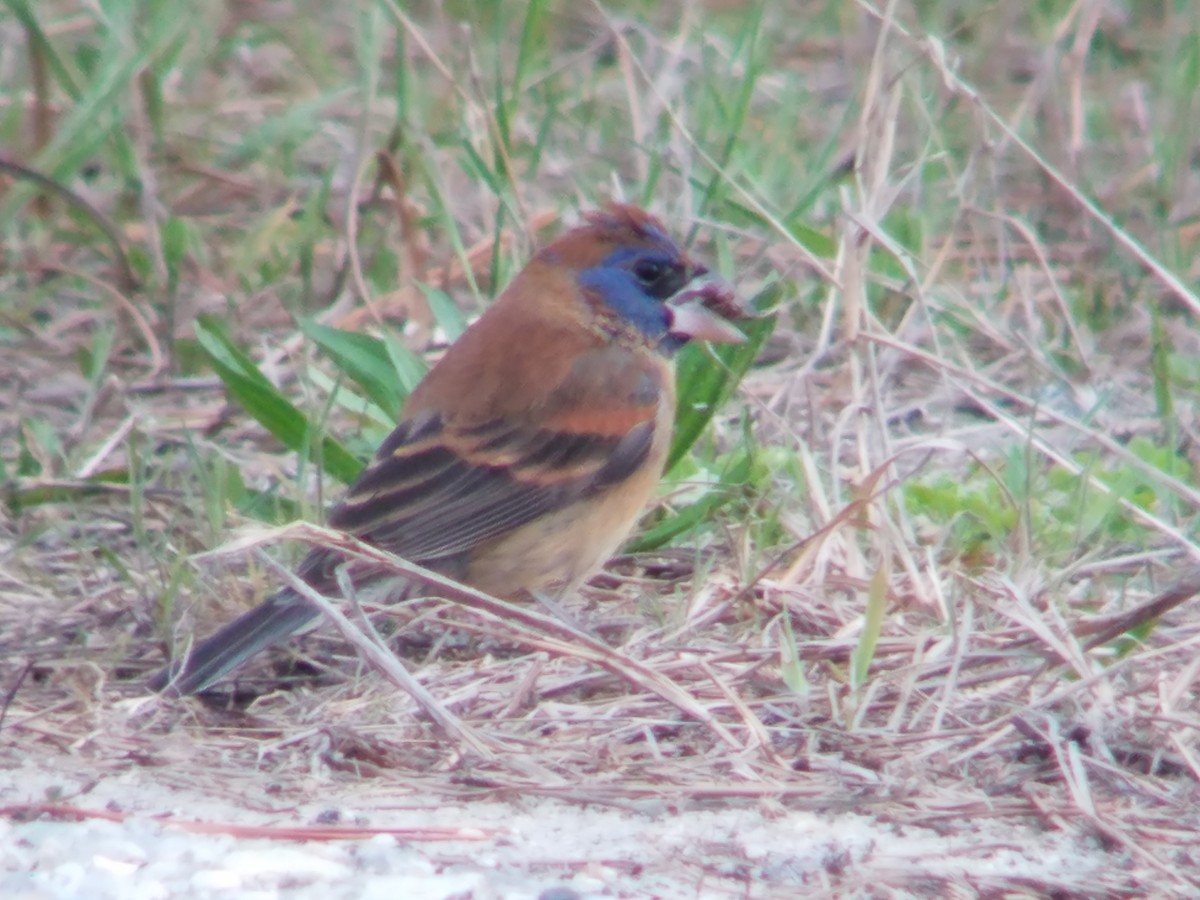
[{"xmin": 150, "ymin": 204, "xmax": 744, "ymax": 696}]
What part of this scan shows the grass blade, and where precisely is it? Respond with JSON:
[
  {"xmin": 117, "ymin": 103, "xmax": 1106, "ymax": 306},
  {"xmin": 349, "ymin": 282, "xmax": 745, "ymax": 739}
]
[
  {"xmin": 298, "ymin": 318, "xmax": 409, "ymax": 421},
  {"xmin": 195, "ymin": 315, "xmax": 362, "ymax": 485}
]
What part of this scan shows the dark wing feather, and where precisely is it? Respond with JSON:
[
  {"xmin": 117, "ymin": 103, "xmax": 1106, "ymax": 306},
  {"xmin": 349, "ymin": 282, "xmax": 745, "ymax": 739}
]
[
  {"xmin": 329, "ymin": 413, "xmax": 655, "ymax": 564},
  {"xmin": 329, "ymin": 344, "xmax": 666, "ymax": 564},
  {"xmin": 150, "ymin": 345, "xmax": 666, "ymax": 696}
]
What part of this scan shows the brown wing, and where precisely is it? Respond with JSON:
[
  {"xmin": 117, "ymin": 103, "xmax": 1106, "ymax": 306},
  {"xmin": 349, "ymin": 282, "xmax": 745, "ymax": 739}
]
[{"xmin": 327, "ymin": 345, "xmax": 668, "ymax": 568}]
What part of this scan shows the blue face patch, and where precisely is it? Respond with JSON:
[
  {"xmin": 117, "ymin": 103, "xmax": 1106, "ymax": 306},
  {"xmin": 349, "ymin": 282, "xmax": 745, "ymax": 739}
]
[
  {"xmin": 578, "ymin": 263, "xmax": 670, "ymax": 340},
  {"xmin": 578, "ymin": 247, "xmax": 690, "ymax": 349}
]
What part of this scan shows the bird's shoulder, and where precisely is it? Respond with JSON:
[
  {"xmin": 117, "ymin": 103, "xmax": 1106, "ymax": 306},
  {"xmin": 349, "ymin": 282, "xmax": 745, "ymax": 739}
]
[{"xmin": 407, "ymin": 266, "xmax": 673, "ymax": 432}]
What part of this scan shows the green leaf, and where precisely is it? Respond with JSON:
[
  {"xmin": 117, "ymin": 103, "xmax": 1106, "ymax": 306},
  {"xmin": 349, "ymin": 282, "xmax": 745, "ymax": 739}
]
[
  {"xmin": 3, "ymin": 0, "xmax": 80, "ymax": 101},
  {"xmin": 162, "ymin": 215, "xmax": 190, "ymax": 295},
  {"xmin": 195, "ymin": 315, "xmax": 362, "ymax": 485},
  {"xmin": 298, "ymin": 318, "xmax": 408, "ymax": 420},
  {"xmin": 785, "ymin": 218, "xmax": 837, "ymax": 259},
  {"xmin": 77, "ymin": 321, "xmax": 115, "ymax": 385},
  {"xmin": 851, "ymin": 565, "xmax": 888, "ymax": 690},
  {"xmin": 779, "ymin": 610, "xmax": 808, "ymax": 696},
  {"xmin": 234, "ymin": 485, "xmax": 302, "ymax": 523},
  {"xmin": 628, "ymin": 449, "xmax": 754, "ymax": 551},
  {"xmin": 5, "ymin": 468, "xmax": 128, "ymax": 513},
  {"xmin": 417, "ymin": 282, "xmax": 469, "ymax": 341},
  {"xmin": 383, "ymin": 332, "xmax": 430, "ymax": 395},
  {"xmin": 668, "ymin": 283, "xmax": 780, "ymax": 472},
  {"xmin": 459, "ymin": 136, "xmax": 503, "ymax": 195}
]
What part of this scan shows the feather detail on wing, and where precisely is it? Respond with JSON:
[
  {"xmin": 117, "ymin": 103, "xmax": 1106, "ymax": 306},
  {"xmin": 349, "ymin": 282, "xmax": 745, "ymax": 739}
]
[{"xmin": 327, "ymin": 346, "xmax": 667, "ymax": 566}]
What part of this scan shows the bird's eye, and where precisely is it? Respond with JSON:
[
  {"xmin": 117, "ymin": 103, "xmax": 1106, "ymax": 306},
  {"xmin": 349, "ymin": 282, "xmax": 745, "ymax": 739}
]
[{"xmin": 633, "ymin": 260, "xmax": 666, "ymax": 285}]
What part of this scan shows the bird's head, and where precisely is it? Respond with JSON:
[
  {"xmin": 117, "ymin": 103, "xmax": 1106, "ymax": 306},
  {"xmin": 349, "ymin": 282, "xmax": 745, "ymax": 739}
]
[{"xmin": 537, "ymin": 204, "xmax": 747, "ymax": 354}]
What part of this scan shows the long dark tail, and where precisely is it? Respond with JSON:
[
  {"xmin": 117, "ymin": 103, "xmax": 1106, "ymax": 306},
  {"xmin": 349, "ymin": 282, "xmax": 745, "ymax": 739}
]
[{"xmin": 147, "ymin": 588, "xmax": 319, "ymax": 695}]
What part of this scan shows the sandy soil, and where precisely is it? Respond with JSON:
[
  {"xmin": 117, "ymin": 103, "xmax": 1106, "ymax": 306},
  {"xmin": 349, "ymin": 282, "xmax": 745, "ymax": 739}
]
[{"xmin": 3, "ymin": 747, "xmax": 1128, "ymax": 899}]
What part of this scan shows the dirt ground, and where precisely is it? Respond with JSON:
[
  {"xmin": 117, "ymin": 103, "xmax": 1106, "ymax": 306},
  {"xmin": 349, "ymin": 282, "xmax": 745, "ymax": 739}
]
[
  {"xmin": 5, "ymin": 2, "xmax": 1200, "ymax": 897},
  {"xmin": 2, "ymin": 746, "xmax": 1133, "ymax": 899}
]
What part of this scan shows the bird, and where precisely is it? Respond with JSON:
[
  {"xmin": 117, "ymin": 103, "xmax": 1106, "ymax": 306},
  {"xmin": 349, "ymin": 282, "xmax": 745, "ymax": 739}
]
[{"xmin": 149, "ymin": 203, "xmax": 746, "ymax": 696}]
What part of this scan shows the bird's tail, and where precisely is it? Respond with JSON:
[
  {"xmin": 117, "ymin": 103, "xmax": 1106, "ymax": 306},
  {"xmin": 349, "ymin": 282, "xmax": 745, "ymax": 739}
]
[{"xmin": 147, "ymin": 589, "xmax": 320, "ymax": 696}]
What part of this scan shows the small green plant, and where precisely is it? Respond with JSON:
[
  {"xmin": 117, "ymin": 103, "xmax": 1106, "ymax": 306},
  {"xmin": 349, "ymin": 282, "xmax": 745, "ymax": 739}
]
[{"xmin": 904, "ymin": 438, "xmax": 1196, "ymax": 569}]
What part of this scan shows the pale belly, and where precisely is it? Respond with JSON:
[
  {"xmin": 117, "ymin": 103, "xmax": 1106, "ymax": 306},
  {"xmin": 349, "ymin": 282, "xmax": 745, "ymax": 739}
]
[{"xmin": 462, "ymin": 402, "xmax": 673, "ymax": 600}]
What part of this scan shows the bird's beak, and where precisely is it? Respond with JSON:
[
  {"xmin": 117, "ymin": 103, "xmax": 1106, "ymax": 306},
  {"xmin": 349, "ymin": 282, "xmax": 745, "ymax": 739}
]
[{"xmin": 666, "ymin": 271, "xmax": 748, "ymax": 344}]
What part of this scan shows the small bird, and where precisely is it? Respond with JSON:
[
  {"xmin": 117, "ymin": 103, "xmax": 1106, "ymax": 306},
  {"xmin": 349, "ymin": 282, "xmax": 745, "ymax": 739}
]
[{"xmin": 150, "ymin": 203, "xmax": 745, "ymax": 695}]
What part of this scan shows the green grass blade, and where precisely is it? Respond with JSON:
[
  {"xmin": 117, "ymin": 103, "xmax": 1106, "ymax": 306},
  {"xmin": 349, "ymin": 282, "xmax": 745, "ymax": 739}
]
[
  {"xmin": 628, "ymin": 449, "xmax": 754, "ymax": 552},
  {"xmin": 851, "ymin": 565, "xmax": 888, "ymax": 691},
  {"xmin": 298, "ymin": 318, "xmax": 408, "ymax": 420},
  {"xmin": 383, "ymin": 334, "xmax": 430, "ymax": 397},
  {"xmin": 510, "ymin": 0, "xmax": 548, "ymax": 107},
  {"xmin": 4, "ymin": 0, "xmax": 80, "ymax": 99},
  {"xmin": 779, "ymin": 610, "xmax": 808, "ymax": 697},
  {"xmin": 668, "ymin": 284, "xmax": 780, "ymax": 472},
  {"xmin": 417, "ymin": 282, "xmax": 470, "ymax": 341},
  {"xmin": 195, "ymin": 315, "xmax": 362, "ymax": 485},
  {"xmin": 693, "ymin": 3, "xmax": 765, "ymax": 225}
]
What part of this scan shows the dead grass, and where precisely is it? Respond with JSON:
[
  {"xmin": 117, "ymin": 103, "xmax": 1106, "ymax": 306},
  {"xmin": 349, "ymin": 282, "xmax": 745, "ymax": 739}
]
[{"xmin": 3, "ymin": 0, "xmax": 1200, "ymax": 895}]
